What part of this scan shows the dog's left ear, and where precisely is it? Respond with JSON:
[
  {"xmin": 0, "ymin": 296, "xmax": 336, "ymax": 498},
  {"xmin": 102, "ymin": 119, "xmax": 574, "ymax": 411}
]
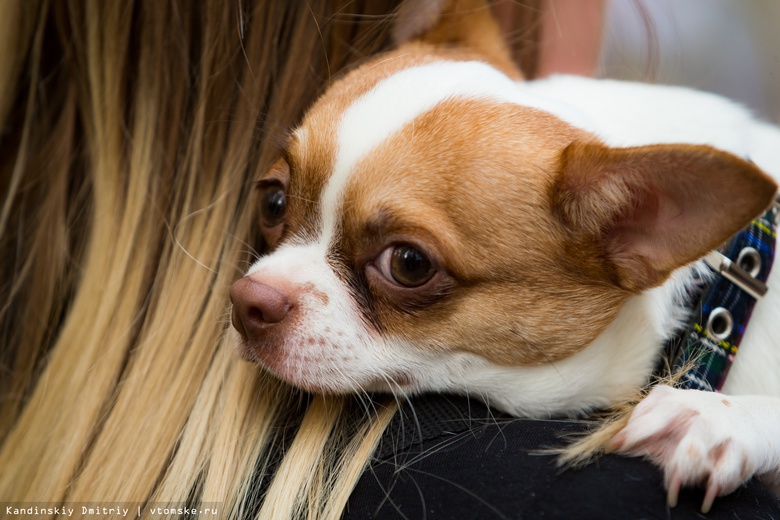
[
  {"xmin": 392, "ymin": 0, "xmax": 520, "ymax": 79},
  {"xmin": 552, "ymin": 141, "xmax": 778, "ymax": 292}
]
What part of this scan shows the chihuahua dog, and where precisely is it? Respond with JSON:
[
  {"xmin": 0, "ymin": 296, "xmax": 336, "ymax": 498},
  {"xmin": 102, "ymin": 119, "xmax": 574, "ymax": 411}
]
[{"xmin": 230, "ymin": 0, "xmax": 780, "ymax": 511}]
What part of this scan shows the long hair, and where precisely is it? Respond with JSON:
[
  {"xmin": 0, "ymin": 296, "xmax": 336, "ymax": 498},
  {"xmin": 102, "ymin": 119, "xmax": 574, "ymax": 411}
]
[{"xmin": 0, "ymin": 1, "xmax": 542, "ymax": 517}]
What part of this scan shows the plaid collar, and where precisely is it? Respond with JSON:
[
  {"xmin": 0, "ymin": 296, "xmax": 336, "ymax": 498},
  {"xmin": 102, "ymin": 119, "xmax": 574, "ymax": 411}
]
[{"xmin": 666, "ymin": 197, "xmax": 780, "ymax": 391}]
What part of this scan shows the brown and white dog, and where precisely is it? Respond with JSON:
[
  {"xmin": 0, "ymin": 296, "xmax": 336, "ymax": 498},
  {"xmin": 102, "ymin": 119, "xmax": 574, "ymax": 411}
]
[{"xmin": 230, "ymin": 0, "xmax": 780, "ymax": 511}]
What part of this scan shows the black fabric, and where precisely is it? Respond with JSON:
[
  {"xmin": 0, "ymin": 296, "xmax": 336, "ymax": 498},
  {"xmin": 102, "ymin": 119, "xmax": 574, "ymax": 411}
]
[{"xmin": 344, "ymin": 394, "xmax": 780, "ymax": 519}]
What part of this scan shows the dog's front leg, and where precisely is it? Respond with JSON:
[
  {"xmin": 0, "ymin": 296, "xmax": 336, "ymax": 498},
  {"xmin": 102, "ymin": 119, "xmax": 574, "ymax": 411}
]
[{"xmin": 607, "ymin": 385, "xmax": 780, "ymax": 512}]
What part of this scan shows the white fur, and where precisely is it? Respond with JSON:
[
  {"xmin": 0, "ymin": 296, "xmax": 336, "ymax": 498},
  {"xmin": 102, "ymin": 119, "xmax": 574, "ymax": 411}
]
[
  {"xmin": 245, "ymin": 241, "xmax": 439, "ymax": 393},
  {"xmin": 245, "ymin": 242, "xmax": 380, "ymax": 390},
  {"xmin": 522, "ymin": 76, "xmax": 756, "ymax": 154},
  {"xmin": 424, "ymin": 265, "xmax": 708, "ymax": 417}
]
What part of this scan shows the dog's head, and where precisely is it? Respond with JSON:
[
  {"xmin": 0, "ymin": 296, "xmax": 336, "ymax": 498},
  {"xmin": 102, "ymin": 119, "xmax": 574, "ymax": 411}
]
[{"xmin": 230, "ymin": 1, "xmax": 776, "ymax": 399}]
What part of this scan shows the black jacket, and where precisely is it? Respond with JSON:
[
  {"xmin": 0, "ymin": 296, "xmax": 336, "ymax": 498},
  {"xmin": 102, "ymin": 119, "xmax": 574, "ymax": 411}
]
[{"xmin": 344, "ymin": 394, "xmax": 780, "ymax": 519}]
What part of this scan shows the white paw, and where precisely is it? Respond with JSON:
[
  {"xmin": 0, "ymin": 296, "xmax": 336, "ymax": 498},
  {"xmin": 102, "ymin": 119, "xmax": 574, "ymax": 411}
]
[{"xmin": 607, "ymin": 385, "xmax": 759, "ymax": 513}]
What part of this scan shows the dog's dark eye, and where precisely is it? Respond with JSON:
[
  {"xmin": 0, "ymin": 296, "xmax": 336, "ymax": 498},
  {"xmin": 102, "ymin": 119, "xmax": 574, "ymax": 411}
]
[
  {"xmin": 377, "ymin": 244, "xmax": 435, "ymax": 287},
  {"xmin": 259, "ymin": 185, "xmax": 286, "ymax": 227}
]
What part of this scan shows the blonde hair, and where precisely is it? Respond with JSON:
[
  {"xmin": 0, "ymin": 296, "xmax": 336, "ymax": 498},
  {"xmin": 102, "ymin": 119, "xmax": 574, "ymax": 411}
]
[{"xmin": 0, "ymin": 1, "xmax": 542, "ymax": 517}]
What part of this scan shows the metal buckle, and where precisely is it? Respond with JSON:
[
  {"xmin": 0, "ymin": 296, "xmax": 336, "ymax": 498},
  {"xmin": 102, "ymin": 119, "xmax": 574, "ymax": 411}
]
[{"xmin": 703, "ymin": 251, "xmax": 768, "ymax": 300}]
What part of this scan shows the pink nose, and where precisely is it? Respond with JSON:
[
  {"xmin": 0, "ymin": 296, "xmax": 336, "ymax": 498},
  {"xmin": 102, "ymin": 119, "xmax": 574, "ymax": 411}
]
[{"xmin": 230, "ymin": 277, "xmax": 291, "ymax": 341}]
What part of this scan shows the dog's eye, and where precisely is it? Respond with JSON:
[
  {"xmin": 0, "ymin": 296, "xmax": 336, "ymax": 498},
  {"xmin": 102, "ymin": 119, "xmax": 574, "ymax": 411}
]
[
  {"xmin": 259, "ymin": 184, "xmax": 286, "ymax": 227},
  {"xmin": 377, "ymin": 244, "xmax": 435, "ymax": 287}
]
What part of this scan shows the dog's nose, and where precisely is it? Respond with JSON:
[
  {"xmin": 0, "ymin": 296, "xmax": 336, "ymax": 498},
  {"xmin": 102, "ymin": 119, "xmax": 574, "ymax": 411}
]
[{"xmin": 230, "ymin": 277, "xmax": 291, "ymax": 340}]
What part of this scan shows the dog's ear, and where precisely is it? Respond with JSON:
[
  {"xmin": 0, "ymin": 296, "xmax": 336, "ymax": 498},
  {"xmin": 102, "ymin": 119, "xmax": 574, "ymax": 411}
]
[
  {"xmin": 392, "ymin": 0, "xmax": 520, "ymax": 78},
  {"xmin": 552, "ymin": 142, "xmax": 778, "ymax": 292}
]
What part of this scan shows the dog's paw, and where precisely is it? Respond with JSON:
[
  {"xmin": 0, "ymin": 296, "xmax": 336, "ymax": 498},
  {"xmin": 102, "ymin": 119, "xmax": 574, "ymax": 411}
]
[{"xmin": 607, "ymin": 385, "xmax": 759, "ymax": 513}]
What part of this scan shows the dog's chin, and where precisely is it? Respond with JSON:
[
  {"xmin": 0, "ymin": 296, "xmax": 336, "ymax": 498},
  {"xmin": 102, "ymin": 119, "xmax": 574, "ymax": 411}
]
[
  {"xmin": 265, "ymin": 364, "xmax": 418, "ymax": 396},
  {"xmin": 232, "ymin": 335, "xmax": 267, "ymax": 364},
  {"xmin": 233, "ymin": 337, "xmax": 417, "ymax": 395}
]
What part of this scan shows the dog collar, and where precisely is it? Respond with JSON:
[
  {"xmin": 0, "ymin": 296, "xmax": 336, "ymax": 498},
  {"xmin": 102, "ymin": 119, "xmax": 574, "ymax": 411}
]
[{"xmin": 666, "ymin": 195, "xmax": 780, "ymax": 391}]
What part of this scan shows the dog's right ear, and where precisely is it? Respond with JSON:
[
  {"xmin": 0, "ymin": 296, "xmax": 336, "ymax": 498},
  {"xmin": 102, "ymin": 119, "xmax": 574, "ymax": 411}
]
[{"xmin": 392, "ymin": 0, "xmax": 521, "ymax": 79}]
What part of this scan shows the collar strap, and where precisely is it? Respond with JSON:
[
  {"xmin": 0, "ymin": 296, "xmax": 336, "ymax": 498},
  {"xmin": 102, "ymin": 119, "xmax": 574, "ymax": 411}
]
[{"xmin": 666, "ymin": 196, "xmax": 779, "ymax": 391}]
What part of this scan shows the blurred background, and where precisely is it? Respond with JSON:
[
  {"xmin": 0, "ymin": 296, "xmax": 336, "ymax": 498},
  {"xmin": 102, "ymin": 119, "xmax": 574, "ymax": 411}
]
[{"xmin": 599, "ymin": 0, "xmax": 780, "ymax": 123}]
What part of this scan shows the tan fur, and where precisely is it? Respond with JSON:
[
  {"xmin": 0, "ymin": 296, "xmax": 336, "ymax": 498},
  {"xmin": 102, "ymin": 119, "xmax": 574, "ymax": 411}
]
[
  {"xmin": 553, "ymin": 142, "xmax": 777, "ymax": 291},
  {"xmin": 328, "ymin": 98, "xmax": 626, "ymax": 366}
]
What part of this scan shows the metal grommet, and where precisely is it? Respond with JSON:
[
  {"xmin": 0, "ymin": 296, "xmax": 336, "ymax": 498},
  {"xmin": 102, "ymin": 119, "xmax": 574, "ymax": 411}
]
[
  {"xmin": 736, "ymin": 247, "xmax": 761, "ymax": 278},
  {"xmin": 707, "ymin": 307, "xmax": 733, "ymax": 341}
]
